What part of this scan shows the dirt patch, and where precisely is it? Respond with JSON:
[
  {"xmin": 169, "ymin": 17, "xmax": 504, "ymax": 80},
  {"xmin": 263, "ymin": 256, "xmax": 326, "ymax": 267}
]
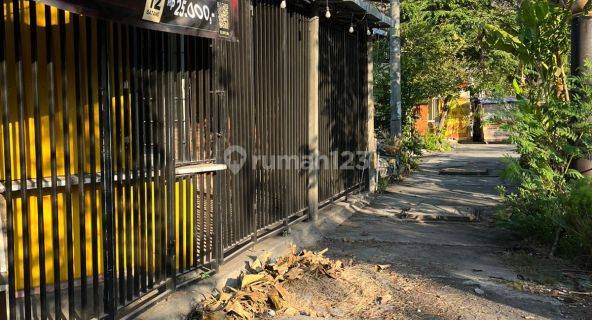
[
  {"xmin": 187, "ymin": 245, "xmax": 592, "ymax": 320},
  {"xmin": 196, "ymin": 248, "xmax": 345, "ymax": 319},
  {"xmin": 280, "ymin": 263, "xmax": 454, "ymax": 319}
]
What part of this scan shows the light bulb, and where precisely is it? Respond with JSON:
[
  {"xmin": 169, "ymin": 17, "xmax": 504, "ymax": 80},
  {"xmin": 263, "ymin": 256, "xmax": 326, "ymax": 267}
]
[
  {"xmin": 325, "ymin": 7, "xmax": 331, "ymax": 18},
  {"xmin": 349, "ymin": 25, "xmax": 354, "ymax": 33},
  {"xmin": 367, "ymin": 28, "xmax": 372, "ymax": 36},
  {"xmin": 280, "ymin": 0, "xmax": 286, "ymax": 9}
]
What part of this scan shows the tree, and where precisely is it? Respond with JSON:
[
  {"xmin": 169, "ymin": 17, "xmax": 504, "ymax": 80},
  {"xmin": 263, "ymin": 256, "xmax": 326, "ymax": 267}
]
[
  {"xmin": 485, "ymin": 0, "xmax": 572, "ymax": 103},
  {"xmin": 399, "ymin": 0, "xmax": 518, "ymax": 132}
]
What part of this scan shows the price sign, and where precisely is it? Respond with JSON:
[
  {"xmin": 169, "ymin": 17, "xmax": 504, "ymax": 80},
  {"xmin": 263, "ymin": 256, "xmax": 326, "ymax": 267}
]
[
  {"xmin": 36, "ymin": 0, "xmax": 238, "ymax": 40},
  {"xmin": 143, "ymin": 0, "xmax": 222, "ymax": 33}
]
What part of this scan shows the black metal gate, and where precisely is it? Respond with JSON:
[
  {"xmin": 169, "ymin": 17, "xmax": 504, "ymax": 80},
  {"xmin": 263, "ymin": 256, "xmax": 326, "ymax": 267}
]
[
  {"xmin": 318, "ymin": 21, "xmax": 368, "ymax": 204},
  {"xmin": 0, "ymin": 0, "xmax": 370, "ymax": 318},
  {"xmin": 0, "ymin": 2, "xmax": 226, "ymax": 319}
]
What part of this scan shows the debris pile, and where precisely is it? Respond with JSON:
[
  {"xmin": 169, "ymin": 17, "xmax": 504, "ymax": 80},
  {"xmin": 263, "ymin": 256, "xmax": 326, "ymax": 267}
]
[{"xmin": 201, "ymin": 247, "xmax": 343, "ymax": 320}]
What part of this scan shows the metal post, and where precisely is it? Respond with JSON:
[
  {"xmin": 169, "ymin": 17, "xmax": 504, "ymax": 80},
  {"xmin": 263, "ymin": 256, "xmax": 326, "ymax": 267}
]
[
  {"xmin": 572, "ymin": 1, "xmax": 592, "ymax": 175},
  {"xmin": 307, "ymin": 9, "xmax": 320, "ymax": 221},
  {"xmin": 98, "ymin": 19, "xmax": 117, "ymax": 320},
  {"xmin": 389, "ymin": 0, "xmax": 402, "ymax": 137},
  {"xmin": 0, "ymin": 194, "xmax": 6, "ymax": 320},
  {"xmin": 214, "ymin": 91, "xmax": 226, "ymax": 269},
  {"xmin": 367, "ymin": 40, "xmax": 378, "ymax": 193}
]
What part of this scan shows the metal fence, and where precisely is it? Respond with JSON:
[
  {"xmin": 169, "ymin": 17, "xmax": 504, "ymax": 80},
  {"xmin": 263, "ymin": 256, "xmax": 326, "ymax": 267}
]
[
  {"xmin": 0, "ymin": 0, "xmax": 369, "ymax": 319},
  {"xmin": 318, "ymin": 21, "xmax": 368, "ymax": 204}
]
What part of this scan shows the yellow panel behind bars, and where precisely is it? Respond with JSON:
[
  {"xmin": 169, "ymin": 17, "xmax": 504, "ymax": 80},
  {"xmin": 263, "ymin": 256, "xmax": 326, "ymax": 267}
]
[
  {"xmin": 0, "ymin": 1, "xmax": 197, "ymax": 291},
  {"xmin": 0, "ymin": 1, "xmax": 105, "ymax": 290}
]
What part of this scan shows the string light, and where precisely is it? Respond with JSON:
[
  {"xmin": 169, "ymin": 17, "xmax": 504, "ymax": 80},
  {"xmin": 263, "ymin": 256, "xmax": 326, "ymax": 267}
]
[
  {"xmin": 367, "ymin": 28, "xmax": 372, "ymax": 36},
  {"xmin": 280, "ymin": 0, "xmax": 286, "ymax": 9},
  {"xmin": 349, "ymin": 14, "xmax": 354, "ymax": 33},
  {"xmin": 325, "ymin": 0, "xmax": 331, "ymax": 18}
]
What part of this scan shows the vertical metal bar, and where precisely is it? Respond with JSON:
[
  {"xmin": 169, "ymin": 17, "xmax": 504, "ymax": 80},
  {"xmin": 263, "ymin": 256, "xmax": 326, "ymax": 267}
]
[
  {"xmin": 213, "ymin": 40, "xmax": 224, "ymax": 250},
  {"xmin": 11, "ymin": 0, "xmax": 32, "ymax": 316},
  {"xmin": 129, "ymin": 26, "xmax": 142, "ymax": 295},
  {"xmin": 178, "ymin": 36, "xmax": 185, "ymax": 272},
  {"xmin": 137, "ymin": 28, "xmax": 148, "ymax": 290},
  {"xmin": 58, "ymin": 8, "xmax": 75, "ymax": 318},
  {"xmin": 262, "ymin": 3, "xmax": 269, "ymax": 229},
  {"xmin": 158, "ymin": 31, "xmax": 167, "ymax": 282},
  {"xmin": 189, "ymin": 38, "xmax": 198, "ymax": 268},
  {"xmin": 0, "ymin": 0, "xmax": 16, "ymax": 318},
  {"xmin": 27, "ymin": 3, "xmax": 48, "ymax": 318},
  {"xmin": 121, "ymin": 25, "xmax": 134, "ymax": 302},
  {"xmin": 112, "ymin": 23, "xmax": 126, "ymax": 306},
  {"xmin": 281, "ymin": 2, "xmax": 289, "ymax": 228},
  {"xmin": 72, "ymin": 14, "xmax": 89, "ymax": 318},
  {"xmin": 86, "ymin": 16, "xmax": 100, "ymax": 317},
  {"xmin": 273, "ymin": 4, "xmax": 280, "ymax": 224},
  {"xmin": 143, "ymin": 29, "xmax": 153, "ymax": 288},
  {"xmin": 166, "ymin": 34, "xmax": 176, "ymax": 282},
  {"xmin": 150, "ymin": 29, "xmax": 160, "ymax": 285},
  {"xmin": 194, "ymin": 40, "xmax": 203, "ymax": 264},
  {"xmin": 204, "ymin": 39, "xmax": 213, "ymax": 259},
  {"xmin": 41, "ymin": 5, "xmax": 62, "ymax": 319},
  {"xmin": 98, "ymin": 18, "xmax": 116, "ymax": 320},
  {"xmin": 213, "ymin": 94, "xmax": 224, "ymax": 269},
  {"xmin": 198, "ymin": 40, "xmax": 207, "ymax": 265},
  {"xmin": 227, "ymin": 41, "xmax": 237, "ymax": 246},
  {"xmin": 251, "ymin": 0, "xmax": 260, "ymax": 241},
  {"xmin": 154, "ymin": 32, "xmax": 167, "ymax": 280}
]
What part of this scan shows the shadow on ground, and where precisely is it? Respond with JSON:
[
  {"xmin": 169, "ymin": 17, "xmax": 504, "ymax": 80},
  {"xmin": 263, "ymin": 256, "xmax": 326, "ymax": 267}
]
[{"xmin": 300, "ymin": 144, "xmax": 591, "ymax": 320}]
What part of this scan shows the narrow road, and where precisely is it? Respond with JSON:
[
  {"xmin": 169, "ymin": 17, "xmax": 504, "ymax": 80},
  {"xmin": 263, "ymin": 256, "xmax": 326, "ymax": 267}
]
[{"xmin": 305, "ymin": 144, "xmax": 590, "ymax": 319}]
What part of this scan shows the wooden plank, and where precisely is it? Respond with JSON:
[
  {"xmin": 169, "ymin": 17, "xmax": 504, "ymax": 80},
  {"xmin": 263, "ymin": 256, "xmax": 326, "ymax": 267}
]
[{"xmin": 175, "ymin": 164, "xmax": 227, "ymax": 176}]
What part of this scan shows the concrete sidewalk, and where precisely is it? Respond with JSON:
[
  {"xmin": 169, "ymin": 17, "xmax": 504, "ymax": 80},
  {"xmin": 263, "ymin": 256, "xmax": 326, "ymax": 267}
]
[
  {"xmin": 311, "ymin": 144, "xmax": 590, "ymax": 320},
  {"xmin": 371, "ymin": 143, "xmax": 515, "ymax": 222}
]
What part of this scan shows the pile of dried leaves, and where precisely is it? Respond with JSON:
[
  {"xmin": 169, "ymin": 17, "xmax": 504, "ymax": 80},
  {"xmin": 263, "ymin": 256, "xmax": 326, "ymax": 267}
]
[{"xmin": 201, "ymin": 246, "xmax": 343, "ymax": 320}]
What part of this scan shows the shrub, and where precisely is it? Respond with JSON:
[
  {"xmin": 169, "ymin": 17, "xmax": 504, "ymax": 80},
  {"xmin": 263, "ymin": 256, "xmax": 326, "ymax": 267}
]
[
  {"xmin": 498, "ymin": 178, "xmax": 592, "ymax": 265},
  {"xmin": 497, "ymin": 88, "xmax": 592, "ymax": 264},
  {"xmin": 422, "ymin": 131, "xmax": 452, "ymax": 152},
  {"xmin": 381, "ymin": 112, "xmax": 423, "ymax": 180},
  {"xmin": 560, "ymin": 178, "xmax": 592, "ymax": 262}
]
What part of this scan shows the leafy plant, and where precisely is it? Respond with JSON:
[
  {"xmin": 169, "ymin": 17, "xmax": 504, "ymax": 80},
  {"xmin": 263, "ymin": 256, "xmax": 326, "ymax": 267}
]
[
  {"xmin": 484, "ymin": 0, "xmax": 592, "ymax": 264},
  {"xmin": 381, "ymin": 111, "xmax": 424, "ymax": 180},
  {"xmin": 373, "ymin": 38, "xmax": 392, "ymax": 131},
  {"xmin": 497, "ymin": 82, "xmax": 592, "ymax": 258},
  {"xmin": 377, "ymin": 177, "xmax": 390, "ymax": 193},
  {"xmin": 484, "ymin": 0, "xmax": 572, "ymax": 102},
  {"xmin": 498, "ymin": 177, "xmax": 592, "ymax": 265},
  {"xmin": 560, "ymin": 178, "xmax": 592, "ymax": 260},
  {"xmin": 500, "ymin": 93, "xmax": 592, "ymax": 195},
  {"xmin": 422, "ymin": 131, "xmax": 452, "ymax": 152}
]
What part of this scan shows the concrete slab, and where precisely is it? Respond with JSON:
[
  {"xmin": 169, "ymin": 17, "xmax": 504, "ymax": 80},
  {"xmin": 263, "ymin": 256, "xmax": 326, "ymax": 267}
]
[
  {"xmin": 439, "ymin": 167, "xmax": 490, "ymax": 176},
  {"xmin": 371, "ymin": 144, "xmax": 515, "ymax": 221}
]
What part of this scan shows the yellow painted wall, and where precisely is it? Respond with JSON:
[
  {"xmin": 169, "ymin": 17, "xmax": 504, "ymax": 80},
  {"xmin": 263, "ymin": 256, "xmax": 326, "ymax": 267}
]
[
  {"xmin": 444, "ymin": 98, "xmax": 472, "ymax": 141},
  {"xmin": 1, "ymin": 1, "xmax": 197, "ymax": 290}
]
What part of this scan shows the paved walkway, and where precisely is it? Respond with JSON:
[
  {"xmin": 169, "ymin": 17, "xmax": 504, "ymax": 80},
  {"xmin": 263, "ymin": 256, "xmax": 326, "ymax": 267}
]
[
  {"xmin": 313, "ymin": 144, "xmax": 590, "ymax": 319},
  {"xmin": 140, "ymin": 144, "xmax": 590, "ymax": 320}
]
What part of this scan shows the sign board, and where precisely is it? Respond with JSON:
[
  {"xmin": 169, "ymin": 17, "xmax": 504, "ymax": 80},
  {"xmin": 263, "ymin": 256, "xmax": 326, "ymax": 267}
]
[{"xmin": 36, "ymin": 0, "xmax": 239, "ymax": 40}]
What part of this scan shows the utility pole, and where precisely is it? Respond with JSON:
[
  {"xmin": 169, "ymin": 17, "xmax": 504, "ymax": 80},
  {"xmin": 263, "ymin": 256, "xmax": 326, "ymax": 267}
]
[
  {"xmin": 572, "ymin": 0, "xmax": 592, "ymax": 175},
  {"xmin": 389, "ymin": 0, "xmax": 402, "ymax": 137}
]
